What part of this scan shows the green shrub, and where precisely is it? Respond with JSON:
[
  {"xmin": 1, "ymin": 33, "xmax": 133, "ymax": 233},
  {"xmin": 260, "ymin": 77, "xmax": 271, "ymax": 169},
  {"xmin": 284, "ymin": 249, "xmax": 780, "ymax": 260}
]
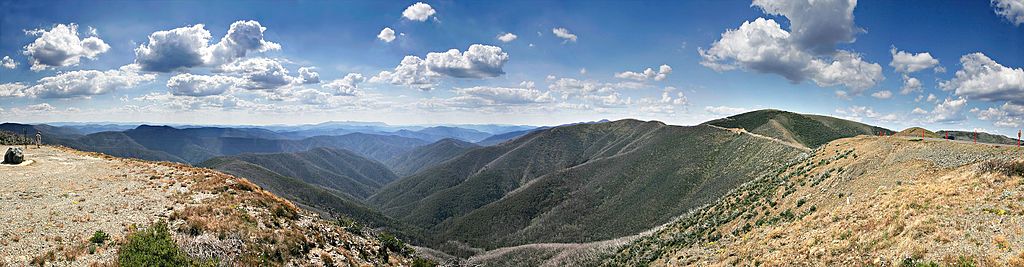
[
  {"xmin": 413, "ymin": 257, "xmax": 438, "ymax": 267},
  {"xmin": 90, "ymin": 230, "xmax": 109, "ymax": 244},
  {"xmin": 377, "ymin": 232, "xmax": 407, "ymax": 254},
  {"xmin": 118, "ymin": 221, "xmax": 191, "ymax": 266}
]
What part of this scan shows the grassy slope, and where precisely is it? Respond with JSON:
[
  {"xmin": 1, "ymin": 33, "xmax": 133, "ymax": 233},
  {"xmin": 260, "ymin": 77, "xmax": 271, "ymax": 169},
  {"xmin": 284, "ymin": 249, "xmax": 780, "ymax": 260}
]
[
  {"xmin": 608, "ymin": 136, "xmax": 1024, "ymax": 266},
  {"xmin": 201, "ymin": 147, "xmax": 398, "ymax": 199},
  {"xmin": 198, "ymin": 157, "xmax": 425, "ymax": 243},
  {"xmin": 370, "ymin": 119, "xmax": 804, "ymax": 252},
  {"xmin": 895, "ymin": 127, "xmax": 940, "ymax": 138},
  {"xmin": 385, "ymin": 138, "xmax": 480, "ymax": 177},
  {"xmin": 937, "ymin": 130, "xmax": 1021, "ymax": 145},
  {"xmin": 703, "ymin": 109, "xmax": 889, "ymax": 148}
]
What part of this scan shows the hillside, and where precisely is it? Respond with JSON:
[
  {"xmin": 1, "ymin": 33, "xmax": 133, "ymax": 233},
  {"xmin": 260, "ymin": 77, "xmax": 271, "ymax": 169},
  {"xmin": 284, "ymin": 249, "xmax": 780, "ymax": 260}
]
[
  {"xmin": 703, "ymin": 109, "xmax": 890, "ymax": 148},
  {"xmin": 0, "ymin": 146, "xmax": 418, "ymax": 266},
  {"xmin": 200, "ymin": 147, "xmax": 398, "ymax": 199},
  {"xmin": 938, "ymin": 130, "xmax": 1020, "ymax": 145},
  {"xmin": 895, "ymin": 127, "xmax": 940, "ymax": 138},
  {"xmin": 606, "ymin": 136, "xmax": 1024, "ymax": 266},
  {"xmin": 369, "ymin": 119, "xmax": 806, "ymax": 254},
  {"xmin": 385, "ymin": 138, "xmax": 480, "ymax": 177},
  {"xmin": 476, "ymin": 128, "xmax": 542, "ymax": 146}
]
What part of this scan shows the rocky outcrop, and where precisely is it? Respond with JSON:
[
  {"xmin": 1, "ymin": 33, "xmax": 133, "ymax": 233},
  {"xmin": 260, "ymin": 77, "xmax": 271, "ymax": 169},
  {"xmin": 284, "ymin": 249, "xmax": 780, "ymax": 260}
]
[{"xmin": 3, "ymin": 147, "xmax": 23, "ymax": 164}]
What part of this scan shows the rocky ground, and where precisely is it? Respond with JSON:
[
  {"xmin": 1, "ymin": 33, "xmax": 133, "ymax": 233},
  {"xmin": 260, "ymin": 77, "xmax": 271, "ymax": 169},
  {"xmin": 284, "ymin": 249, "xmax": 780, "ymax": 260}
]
[{"xmin": 0, "ymin": 146, "xmax": 413, "ymax": 266}]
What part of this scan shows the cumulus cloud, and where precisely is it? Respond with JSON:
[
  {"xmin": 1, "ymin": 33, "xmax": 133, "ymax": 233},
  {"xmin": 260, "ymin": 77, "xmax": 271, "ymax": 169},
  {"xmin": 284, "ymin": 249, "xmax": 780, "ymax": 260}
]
[
  {"xmin": 134, "ymin": 92, "xmax": 255, "ymax": 111},
  {"xmin": 26, "ymin": 103, "xmax": 56, "ymax": 112},
  {"xmin": 941, "ymin": 53, "xmax": 1024, "ymax": 104},
  {"xmin": 927, "ymin": 97, "xmax": 968, "ymax": 123},
  {"xmin": 890, "ymin": 48, "xmax": 940, "ymax": 73},
  {"xmin": 699, "ymin": 17, "xmax": 882, "ymax": 93},
  {"xmin": 298, "ymin": 67, "xmax": 320, "ymax": 84},
  {"xmin": 215, "ymin": 57, "xmax": 296, "ymax": 90},
  {"xmin": 992, "ymin": 0, "xmax": 1024, "ymax": 26},
  {"xmin": 22, "ymin": 23, "xmax": 110, "ymax": 71},
  {"xmin": 322, "ymin": 73, "xmax": 366, "ymax": 96},
  {"xmin": 974, "ymin": 102, "xmax": 1024, "ymax": 127},
  {"xmin": 402, "ymin": 2, "xmax": 436, "ymax": 21},
  {"xmin": 911, "ymin": 107, "xmax": 928, "ymax": 115},
  {"xmin": 705, "ymin": 105, "xmax": 751, "ymax": 116},
  {"xmin": 455, "ymin": 86, "xmax": 553, "ymax": 104},
  {"xmin": 752, "ymin": 0, "xmax": 860, "ymax": 55},
  {"xmin": 615, "ymin": 64, "xmax": 672, "ymax": 81},
  {"xmin": 899, "ymin": 75, "xmax": 923, "ymax": 95},
  {"xmin": 834, "ymin": 106, "xmax": 899, "ymax": 122},
  {"xmin": 166, "ymin": 73, "xmax": 240, "ymax": 96},
  {"xmin": 378, "ymin": 27, "xmax": 396, "ymax": 42},
  {"xmin": 134, "ymin": 20, "xmax": 280, "ymax": 72},
  {"xmin": 871, "ymin": 90, "xmax": 893, "ymax": 99},
  {"xmin": 0, "ymin": 83, "xmax": 29, "ymax": 98},
  {"xmin": 371, "ymin": 44, "xmax": 509, "ymax": 90},
  {"xmin": 552, "ymin": 27, "xmax": 577, "ymax": 42},
  {"xmin": 23, "ymin": 65, "xmax": 156, "ymax": 98},
  {"xmin": 497, "ymin": 32, "xmax": 518, "ymax": 43},
  {"xmin": 2, "ymin": 56, "xmax": 18, "ymax": 69}
]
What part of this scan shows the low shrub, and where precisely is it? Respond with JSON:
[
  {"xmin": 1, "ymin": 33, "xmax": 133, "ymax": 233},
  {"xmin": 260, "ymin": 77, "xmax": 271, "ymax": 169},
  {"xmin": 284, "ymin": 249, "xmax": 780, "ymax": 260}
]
[
  {"xmin": 90, "ymin": 230, "xmax": 109, "ymax": 244},
  {"xmin": 118, "ymin": 221, "xmax": 191, "ymax": 266}
]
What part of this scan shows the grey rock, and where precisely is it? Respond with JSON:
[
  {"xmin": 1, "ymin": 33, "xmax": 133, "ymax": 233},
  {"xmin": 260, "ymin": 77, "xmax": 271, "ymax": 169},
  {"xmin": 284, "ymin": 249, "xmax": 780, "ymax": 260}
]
[{"xmin": 4, "ymin": 147, "xmax": 24, "ymax": 164}]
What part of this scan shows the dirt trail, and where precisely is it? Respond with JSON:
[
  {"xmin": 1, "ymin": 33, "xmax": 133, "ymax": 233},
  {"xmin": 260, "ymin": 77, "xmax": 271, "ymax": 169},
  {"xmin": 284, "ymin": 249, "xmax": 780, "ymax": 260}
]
[{"xmin": 0, "ymin": 146, "xmax": 184, "ymax": 264}]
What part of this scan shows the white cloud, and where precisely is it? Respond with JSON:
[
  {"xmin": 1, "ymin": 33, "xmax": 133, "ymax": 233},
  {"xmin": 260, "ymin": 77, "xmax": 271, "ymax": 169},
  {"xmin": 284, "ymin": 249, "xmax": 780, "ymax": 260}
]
[
  {"xmin": 26, "ymin": 103, "xmax": 55, "ymax": 112},
  {"xmin": 455, "ymin": 86, "xmax": 554, "ymax": 104},
  {"xmin": 0, "ymin": 83, "xmax": 29, "ymax": 98},
  {"xmin": 752, "ymin": 0, "xmax": 860, "ymax": 55},
  {"xmin": 871, "ymin": 90, "xmax": 893, "ymax": 99},
  {"xmin": 615, "ymin": 64, "xmax": 672, "ymax": 81},
  {"xmin": 2, "ymin": 56, "xmax": 18, "ymax": 69},
  {"xmin": 135, "ymin": 21, "xmax": 280, "ymax": 72},
  {"xmin": 992, "ymin": 0, "xmax": 1024, "ymax": 26},
  {"xmin": 835, "ymin": 105, "xmax": 899, "ymax": 122},
  {"xmin": 134, "ymin": 92, "xmax": 255, "ymax": 111},
  {"xmin": 24, "ymin": 65, "xmax": 156, "ymax": 98},
  {"xmin": 552, "ymin": 27, "xmax": 578, "ymax": 42},
  {"xmin": 974, "ymin": 102, "xmax": 1024, "ymax": 127},
  {"xmin": 166, "ymin": 73, "xmax": 241, "ymax": 96},
  {"xmin": 926, "ymin": 93, "xmax": 937, "ymax": 102},
  {"xmin": 370, "ymin": 56, "xmax": 439, "ymax": 91},
  {"xmin": 927, "ymin": 97, "xmax": 968, "ymax": 123},
  {"xmin": 497, "ymin": 32, "xmax": 517, "ymax": 43},
  {"xmin": 705, "ymin": 105, "xmax": 751, "ymax": 116},
  {"xmin": 579, "ymin": 68, "xmax": 587, "ymax": 75},
  {"xmin": 22, "ymin": 23, "xmax": 110, "ymax": 71},
  {"xmin": 215, "ymin": 57, "xmax": 296, "ymax": 90},
  {"xmin": 204, "ymin": 20, "xmax": 281, "ymax": 67},
  {"xmin": 699, "ymin": 18, "xmax": 882, "ymax": 93},
  {"xmin": 899, "ymin": 75, "xmax": 923, "ymax": 95},
  {"xmin": 298, "ymin": 67, "xmax": 320, "ymax": 84},
  {"xmin": 834, "ymin": 90, "xmax": 851, "ymax": 100},
  {"xmin": 911, "ymin": 107, "xmax": 928, "ymax": 115},
  {"xmin": 378, "ymin": 27, "xmax": 396, "ymax": 43},
  {"xmin": 371, "ymin": 44, "xmax": 509, "ymax": 90},
  {"xmin": 322, "ymin": 73, "xmax": 366, "ymax": 96},
  {"xmin": 941, "ymin": 52, "xmax": 1024, "ymax": 104},
  {"xmin": 890, "ymin": 48, "xmax": 940, "ymax": 73},
  {"xmin": 402, "ymin": 2, "xmax": 436, "ymax": 21}
]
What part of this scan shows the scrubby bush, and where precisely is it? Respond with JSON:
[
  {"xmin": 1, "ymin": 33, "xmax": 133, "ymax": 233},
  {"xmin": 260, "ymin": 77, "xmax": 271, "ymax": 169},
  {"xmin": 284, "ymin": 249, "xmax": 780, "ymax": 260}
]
[
  {"xmin": 979, "ymin": 160, "xmax": 1024, "ymax": 177},
  {"xmin": 118, "ymin": 221, "xmax": 191, "ymax": 266},
  {"xmin": 90, "ymin": 230, "xmax": 109, "ymax": 244},
  {"xmin": 413, "ymin": 257, "xmax": 439, "ymax": 267}
]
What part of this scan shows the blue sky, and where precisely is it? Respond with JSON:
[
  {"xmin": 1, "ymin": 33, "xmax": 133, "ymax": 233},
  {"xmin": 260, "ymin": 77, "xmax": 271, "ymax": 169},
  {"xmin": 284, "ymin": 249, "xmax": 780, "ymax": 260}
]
[{"xmin": 1, "ymin": 0, "xmax": 1023, "ymax": 136}]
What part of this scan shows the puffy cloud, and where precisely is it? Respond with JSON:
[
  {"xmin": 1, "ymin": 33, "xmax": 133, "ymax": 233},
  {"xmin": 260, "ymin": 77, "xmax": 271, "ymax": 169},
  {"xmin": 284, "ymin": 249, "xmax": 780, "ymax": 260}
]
[
  {"xmin": 204, "ymin": 20, "xmax": 281, "ymax": 66},
  {"xmin": 402, "ymin": 2, "xmax": 436, "ymax": 21},
  {"xmin": 26, "ymin": 103, "xmax": 56, "ymax": 112},
  {"xmin": 637, "ymin": 87, "xmax": 688, "ymax": 114},
  {"xmin": 455, "ymin": 86, "xmax": 553, "ymax": 104},
  {"xmin": 322, "ymin": 73, "xmax": 366, "ymax": 96},
  {"xmin": 890, "ymin": 48, "xmax": 940, "ymax": 73},
  {"xmin": 298, "ymin": 67, "xmax": 320, "ymax": 84},
  {"xmin": 370, "ymin": 56, "xmax": 440, "ymax": 90},
  {"xmin": 135, "ymin": 21, "xmax": 280, "ymax": 72},
  {"xmin": 371, "ymin": 44, "xmax": 509, "ymax": 90},
  {"xmin": 216, "ymin": 57, "xmax": 295, "ymax": 90},
  {"xmin": 974, "ymin": 102, "xmax": 1024, "ymax": 127},
  {"xmin": 871, "ymin": 90, "xmax": 893, "ymax": 99},
  {"xmin": 0, "ymin": 83, "xmax": 29, "ymax": 97},
  {"xmin": 752, "ymin": 0, "xmax": 860, "ymax": 55},
  {"xmin": 497, "ymin": 33, "xmax": 517, "ymax": 43},
  {"xmin": 926, "ymin": 93, "xmax": 937, "ymax": 102},
  {"xmin": 425, "ymin": 44, "xmax": 509, "ymax": 78},
  {"xmin": 24, "ymin": 65, "xmax": 156, "ymax": 98},
  {"xmin": 615, "ymin": 64, "xmax": 672, "ymax": 81},
  {"xmin": 2, "ymin": 56, "xmax": 18, "ymax": 69},
  {"xmin": 699, "ymin": 18, "xmax": 882, "ymax": 93},
  {"xmin": 992, "ymin": 0, "xmax": 1024, "ymax": 26},
  {"xmin": 22, "ymin": 23, "xmax": 110, "ymax": 71},
  {"xmin": 705, "ymin": 105, "xmax": 751, "ymax": 116},
  {"xmin": 911, "ymin": 107, "xmax": 928, "ymax": 115},
  {"xmin": 552, "ymin": 27, "xmax": 577, "ymax": 42},
  {"xmin": 941, "ymin": 53, "xmax": 1024, "ymax": 104},
  {"xmin": 378, "ymin": 27, "xmax": 396, "ymax": 42},
  {"xmin": 166, "ymin": 73, "xmax": 240, "ymax": 96},
  {"xmin": 834, "ymin": 105, "xmax": 899, "ymax": 122},
  {"xmin": 899, "ymin": 75, "xmax": 923, "ymax": 95},
  {"xmin": 927, "ymin": 97, "xmax": 968, "ymax": 123},
  {"xmin": 134, "ymin": 92, "xmax": 255, "ymax": 111}
]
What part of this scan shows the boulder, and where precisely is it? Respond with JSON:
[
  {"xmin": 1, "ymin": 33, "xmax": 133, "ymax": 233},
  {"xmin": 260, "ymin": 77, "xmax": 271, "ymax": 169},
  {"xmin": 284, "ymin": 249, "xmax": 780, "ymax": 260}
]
[{"xmin": 4, "ymin": 147, "xmax": 24, "ymax": 164}]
